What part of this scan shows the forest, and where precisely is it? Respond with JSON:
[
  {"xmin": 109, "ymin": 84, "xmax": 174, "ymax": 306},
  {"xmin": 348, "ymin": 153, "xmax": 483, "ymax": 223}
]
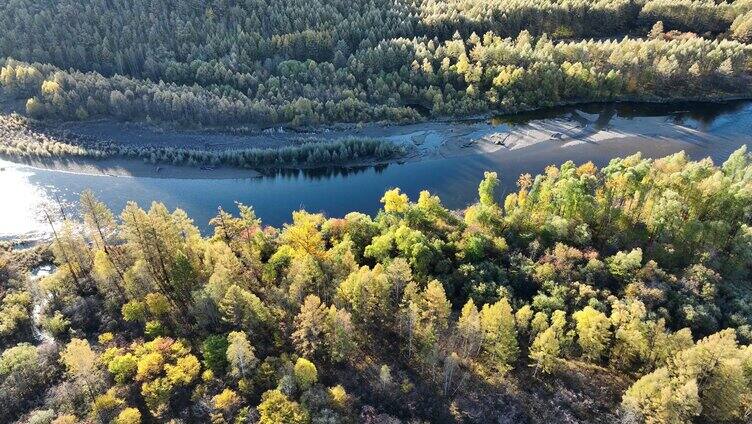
[
  {"xmin": 0, "ymin": 0, "xmax": 751, "ymax": 127},
  {"xmin": 2, "ymin": 147, "xmax": 752, "ymax": 423}
]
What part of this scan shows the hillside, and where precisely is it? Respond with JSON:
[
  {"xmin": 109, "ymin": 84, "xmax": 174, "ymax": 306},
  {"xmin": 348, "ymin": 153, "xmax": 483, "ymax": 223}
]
[
  {"xmin": 2, "ymin": 148, "xmax": 752, "ymax": 423},
  {"xmin": 0, "ymin": 0, "xmax": 751, "ymax": 127}
]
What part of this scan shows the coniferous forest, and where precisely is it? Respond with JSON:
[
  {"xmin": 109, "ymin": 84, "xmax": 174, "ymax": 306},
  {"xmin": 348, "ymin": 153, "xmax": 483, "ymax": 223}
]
[
  {"xmin": 3, "ymin": 148, "xmax": 752, "ymax": 423},
  {"xmin": 0, "ymin": 0, "xmax": 751, "ymax": 127}
]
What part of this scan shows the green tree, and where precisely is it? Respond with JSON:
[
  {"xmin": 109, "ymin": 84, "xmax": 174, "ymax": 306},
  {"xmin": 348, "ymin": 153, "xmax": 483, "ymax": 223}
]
[{"xmin": 201, "ymin": 335, "xmax": 229, "ymax": 375}]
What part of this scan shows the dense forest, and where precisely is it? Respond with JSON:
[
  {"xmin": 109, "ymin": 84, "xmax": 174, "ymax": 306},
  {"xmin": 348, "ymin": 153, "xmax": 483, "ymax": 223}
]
[
  {"xmin": 2, "ymin": 0, "xmax": 752, "ymax": 422},
  {"xmin": 0, "ymin": 0, "xmax": 751, "ymax": 127},
  {"xmin": 2, "ymin": 147, "xmax": 752, "ymax": 423}
]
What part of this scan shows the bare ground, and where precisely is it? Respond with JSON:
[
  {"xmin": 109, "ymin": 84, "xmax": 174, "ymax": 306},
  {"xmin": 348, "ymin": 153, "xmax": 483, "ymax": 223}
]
[{"xmin": 2, "ymin": 100, "xmax": 751, "ymax": 179}]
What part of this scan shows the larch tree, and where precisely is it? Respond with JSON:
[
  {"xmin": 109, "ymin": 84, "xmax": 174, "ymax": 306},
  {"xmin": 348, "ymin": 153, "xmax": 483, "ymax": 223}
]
[
  {"xmin": 226, "ymin": 331, "xmax": 258, "ymax": 380},
  {"xmin": 479, "ymin": 298, "xmax": 519, "ymax": 372},
  {"xmin": 457, "ymin": 299, "xmax": 483, "ymax": 358},
  {"xmin": 529, "ymin": 326, "xmax": 561, "ymax": 375},
  {"xmin": 257, "ymin": 389, "xmax": 310, "ymax": 424},
  {"xmin": 60, "ymin": 338, "xmax": 102, "ymax": 402},
  {"xmin": 292, "ymin": 295, "xmax": 330, "ymax": 359},
  {"xmin": 573, "ymin": 306, "xmax": 612, "ymax": 362}
]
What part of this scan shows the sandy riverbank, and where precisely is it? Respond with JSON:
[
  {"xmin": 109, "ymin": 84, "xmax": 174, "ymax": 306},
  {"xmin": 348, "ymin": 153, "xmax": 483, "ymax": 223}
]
[
  {"xmin": 2, "ymin": 100, "xmax": 750, "ymax": 245},
  {"xmin": 2, "ymin": 100, "xmax": 750, "ymax": 179}
]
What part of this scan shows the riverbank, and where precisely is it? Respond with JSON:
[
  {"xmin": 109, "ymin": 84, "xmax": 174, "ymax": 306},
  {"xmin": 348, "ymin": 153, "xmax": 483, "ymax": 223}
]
[
  {"xmin": 2, "ymin": 99, "xmax": 750, "ymax": 244},
  {"xmin": 2, "ymin": 99, "xmax": 750, "ymax": 179},
  {"xmin": 0, "ymin": 94, "xmax": 749, "ymax": 171},
  {"xmin": 51, "ymin": 95, "xmax": 752, "ymax": 141},
  {"xmin": 0, "ymin": 112, "xmax": 407, "ymax": 176}
]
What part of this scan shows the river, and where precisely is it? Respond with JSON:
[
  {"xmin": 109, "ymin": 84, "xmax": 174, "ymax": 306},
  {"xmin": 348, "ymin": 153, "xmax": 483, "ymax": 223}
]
[{"xmin": 1, "ymin": 101, "xmax": 751, "ymax": 240}]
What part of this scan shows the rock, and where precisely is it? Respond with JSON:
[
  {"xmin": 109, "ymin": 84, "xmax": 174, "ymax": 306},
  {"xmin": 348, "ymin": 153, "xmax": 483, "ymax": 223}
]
[{"xmin": 483, "ymin": 132, "xmax": 512, "ymax": 145}]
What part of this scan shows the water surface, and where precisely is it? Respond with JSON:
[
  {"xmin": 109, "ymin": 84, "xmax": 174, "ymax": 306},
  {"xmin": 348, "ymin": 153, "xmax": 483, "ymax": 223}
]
[{"xmin": 2, "ymin": 101, "xmax": 750, "ymax": 239}]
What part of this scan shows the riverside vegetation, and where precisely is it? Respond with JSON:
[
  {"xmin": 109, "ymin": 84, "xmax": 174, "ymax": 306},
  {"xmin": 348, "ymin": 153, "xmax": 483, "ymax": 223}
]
[
  {"xmin": 2, "ymin": 148, "xmax": 752, "ymax": 423},
  {"xmin": 0, "ymin": 114, "xmax": 405, "ymax": 169}
]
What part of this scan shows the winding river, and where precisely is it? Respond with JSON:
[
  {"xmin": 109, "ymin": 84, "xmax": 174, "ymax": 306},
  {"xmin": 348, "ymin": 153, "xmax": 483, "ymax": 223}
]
[{"xmin": 2, "ymin": 101, "xmax": 751, "ymax": 240}]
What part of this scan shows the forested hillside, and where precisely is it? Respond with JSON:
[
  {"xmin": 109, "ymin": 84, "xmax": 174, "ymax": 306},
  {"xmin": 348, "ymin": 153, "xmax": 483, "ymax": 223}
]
[
  {"xmin": 3, "ymin": 148, "xmax": 752, "ymax": 423},
  {"xmin": 0, "ymin": 0, "xmax": 751, "ymax": 126}
]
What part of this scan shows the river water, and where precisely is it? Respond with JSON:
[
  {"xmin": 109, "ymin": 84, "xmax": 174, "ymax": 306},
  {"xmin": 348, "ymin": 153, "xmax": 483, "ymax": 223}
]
[{"xmin": 1, "ymin": 101, "xmax": 751, "ymax": 239}]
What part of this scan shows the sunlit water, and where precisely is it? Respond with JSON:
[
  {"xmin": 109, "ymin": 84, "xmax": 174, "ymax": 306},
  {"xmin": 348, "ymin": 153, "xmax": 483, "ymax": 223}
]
[
  {"xmin": 29, "ymin": 264, "xmax": 55, "ymax": 342},
  {"xmin": 0, "ymin": 165, "xmax": 56, "ymax": 239},
  {"xmin": 1, "ymin": 101, "xmax": 751, "ymax": 239}
]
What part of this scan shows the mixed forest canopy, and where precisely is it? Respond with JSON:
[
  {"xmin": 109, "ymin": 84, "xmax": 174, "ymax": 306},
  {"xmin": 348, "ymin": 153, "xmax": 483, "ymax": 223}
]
[
  {"xmin": 0, "ymin": 0, "xmax": 751, "ymax": 126},
  {"xmin": 3, "ymin": 0, "xmax": 752, "ymax": 422},
  {"xmin": 2, "ymin": 147, "xmax": 752, "ymax": 423}
]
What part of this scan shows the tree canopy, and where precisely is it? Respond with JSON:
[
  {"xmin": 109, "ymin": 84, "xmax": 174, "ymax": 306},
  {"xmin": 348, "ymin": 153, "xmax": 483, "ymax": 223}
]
[
  {"xmin": 3, "ymin": 147, "xmax": 752, "ymax": 422},
  {"xmin": 0, "ymin": 0, "xmax": 750, "ymax": 127}
]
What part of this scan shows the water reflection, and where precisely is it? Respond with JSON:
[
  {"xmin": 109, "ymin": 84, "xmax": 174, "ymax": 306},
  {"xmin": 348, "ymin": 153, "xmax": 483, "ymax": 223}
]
[
  {"xmin": 490, "ymin": 100, "xmax": 751, "ymax": 129},
  {"xmin": 265, "ymin": 163, "xmax": 389, "ymax": 180},
  {"xmin": 1, "ymin": 100, "xmax": 750, "ymax": 239}
]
